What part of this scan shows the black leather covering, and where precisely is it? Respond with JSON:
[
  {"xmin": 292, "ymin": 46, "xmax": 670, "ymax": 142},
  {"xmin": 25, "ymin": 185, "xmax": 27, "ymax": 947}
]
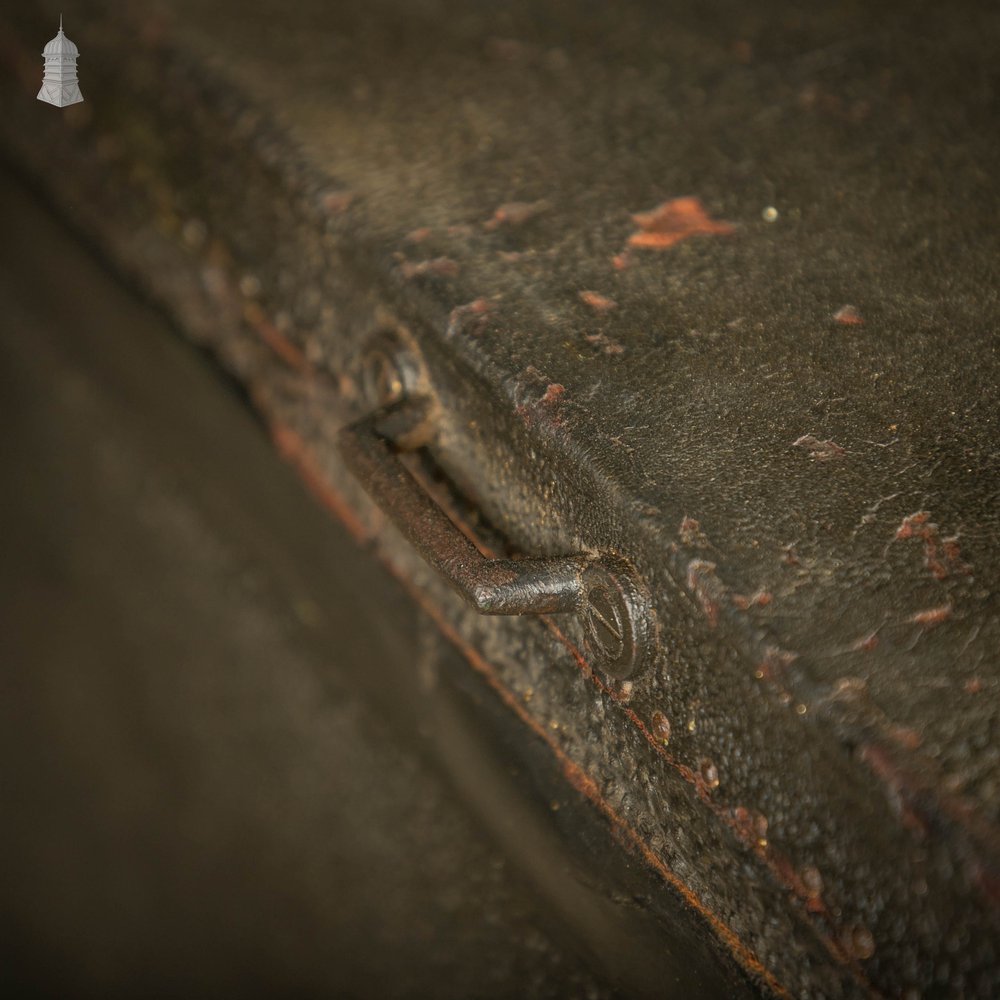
[{"xmin": 1, "ymin": 1, "xmax": 996, "ymax": 995}]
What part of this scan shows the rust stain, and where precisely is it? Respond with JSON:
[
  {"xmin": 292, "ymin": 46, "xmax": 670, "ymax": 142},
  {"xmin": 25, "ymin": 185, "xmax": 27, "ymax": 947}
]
[
  {"xmin": 627, "ymin": 197, "xmax": 735, "ymax": 250},
  {"xmin": 578, "ymin": 289, "xmax": 618, "ymax": 313}
]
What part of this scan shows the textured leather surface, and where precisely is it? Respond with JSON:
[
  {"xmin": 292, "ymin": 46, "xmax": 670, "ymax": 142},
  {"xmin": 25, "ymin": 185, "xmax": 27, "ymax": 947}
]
[{"xmin": 1, "ymin": 1, "xmax": 996, "ymax": 995}]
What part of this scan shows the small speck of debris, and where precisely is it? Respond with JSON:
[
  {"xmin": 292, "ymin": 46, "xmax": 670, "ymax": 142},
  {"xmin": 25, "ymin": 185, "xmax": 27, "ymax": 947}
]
[
  {"xmin": 483, "ymin": 199, "xmax": 551, "ymax": 230},
  {"xmin": 405, "ymin": 227, "xmax": 433, "ymax": 244},
  {"xmin": 578, "ymin": 289, "xmax": 618, "ymax": 313},
  {"xmin": 845, "ymin": 925, "xmax": 876, "ymax": 961},
  {"xmin": 611, "ymin": 250, "xmax": 632, "ymax": 271},
  {"xmin": 699, "ymin": 759, "xmax": 721, "ymax": 790},
  {"xmin": 762, "ymin": 206, "xmax": 779, "ymax": 222},
  {"xmin": 793, "ymin": 434, "xmax": 846, "ymax": 461},
  {"xmin": 399, "ymin": 257, "xmax": 460, "ymax": 281},
  {"xmin": 651, "ymin": 711, "xmax": 671, "ymax": 744},
  {"xmin": 965, "ymin": 677, "xmax": 984, "ymax": 694},
  {"xmin": 833, "ymin": 304, "xmax": 864, "ymax": 325}
]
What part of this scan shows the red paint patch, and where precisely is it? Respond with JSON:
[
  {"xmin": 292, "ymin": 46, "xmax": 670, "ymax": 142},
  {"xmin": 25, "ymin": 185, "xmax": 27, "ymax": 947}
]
[
  {"xmin": 678, "ymin": 516, "xmax": 706, "ymax": 546},
  {"xmin": 852, "ymin": 632, "xmax": 880, "ymax": 652},
  {"xmin": 833, "ymin": 304, "xmax": 864, "ymax": 325},
  {"xmin": 893, "ymin": 512, "xmax": 971, "ymax": 581},
  {"xmin": 731, "ymin": 806, "xmax": 769, "ymax": 849},
  {"xmin": 895, "ymin": 511, "xmax": 931, "ymax": 540},
  {"xmin": 540, "ymin": 383, "xmax": 565, "ymax": 405},
  {"xmin": 908, "ymin": 605, "xmax": 952, "ymax": 628},
  {"xmin": 578, "ymin": 289, "xmax": 617, "ymax": 313},
  {"xmin": 793, "ymin": 435, "xmax": 846, "ymax": 461},
  {"xmin": 446, "ymin": 298, "xmax": 491, "ymax": 338},
  {"xmin": 756, "ymin": 646, "xmax": 799, "ymax": 681},
  {"xmin": 318, "ymin": 189, "xmax": 355, "ymax": 214},
  {"xmin": 399, "ymin": 257, "xmax": 460, "ymax": 280},
  {"xmin": 686, "ymin": 559, "xmax": 721, "ymax": 627},
  {"xmin": 732, "ymin": 589, "xmax": 773, "ymax": 610},
  {"xmin": 627, "ymin": 197, "xmax": 734, "ymax": 251},
  {"xmin": 483, "ymin": 199, "xmax": 551, "ymax": 230},
  {"xmin": 584, "ymin": 332, "xmax": 625, "ymax": 356}
]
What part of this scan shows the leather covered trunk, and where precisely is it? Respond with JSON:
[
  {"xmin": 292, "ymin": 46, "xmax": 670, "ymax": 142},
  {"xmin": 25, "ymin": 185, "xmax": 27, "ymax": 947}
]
[{"xmin": 1, "ymin": 1, "xmax": 997, "ymax": 996}]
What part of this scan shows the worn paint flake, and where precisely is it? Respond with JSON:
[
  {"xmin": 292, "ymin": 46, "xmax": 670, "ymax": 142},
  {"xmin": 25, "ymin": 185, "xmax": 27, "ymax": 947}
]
[
  {"xmin": 399, "ymin": 257, "xmax": 460, "ymax": 280},
  {"xmin": 793, "ymin": 435, "xmax": 846, "ymax": 461},
  {"xmin": 578, "ymin": 289, "xmax": 618, "ymax": 312},
  {"xmin": 483, "ymin": 199, "xmax": 551, "ymax": 230},
  {"xmin": 628, "ymin": 196, "xmax": 734, "ymax": 250}
]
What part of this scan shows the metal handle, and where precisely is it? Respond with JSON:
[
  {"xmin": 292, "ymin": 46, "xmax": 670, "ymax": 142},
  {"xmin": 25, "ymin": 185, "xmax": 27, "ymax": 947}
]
[
  {"xmin": 339, "ymin": 404, "xmax": 590, "ymax": 616},
  {"xmin": 336, "ymin": 333, "xmax": 654, "ymax": 678}
]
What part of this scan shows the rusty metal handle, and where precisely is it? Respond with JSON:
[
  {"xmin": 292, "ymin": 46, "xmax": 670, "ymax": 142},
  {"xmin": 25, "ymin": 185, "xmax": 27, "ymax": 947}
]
[
  {"xmin": 338, "ymin": 405, "xmax": 590, "ymax": 616},
  {"xmin": 336, "ymin": 332, "xmax": 654, "ymax": 678}
]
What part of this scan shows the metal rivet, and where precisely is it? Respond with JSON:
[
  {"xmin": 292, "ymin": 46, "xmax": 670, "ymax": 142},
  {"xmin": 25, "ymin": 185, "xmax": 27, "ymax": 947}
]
[{"xmin": 581, "ymin": 558, "xmax": 654, "ymax": 679}]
